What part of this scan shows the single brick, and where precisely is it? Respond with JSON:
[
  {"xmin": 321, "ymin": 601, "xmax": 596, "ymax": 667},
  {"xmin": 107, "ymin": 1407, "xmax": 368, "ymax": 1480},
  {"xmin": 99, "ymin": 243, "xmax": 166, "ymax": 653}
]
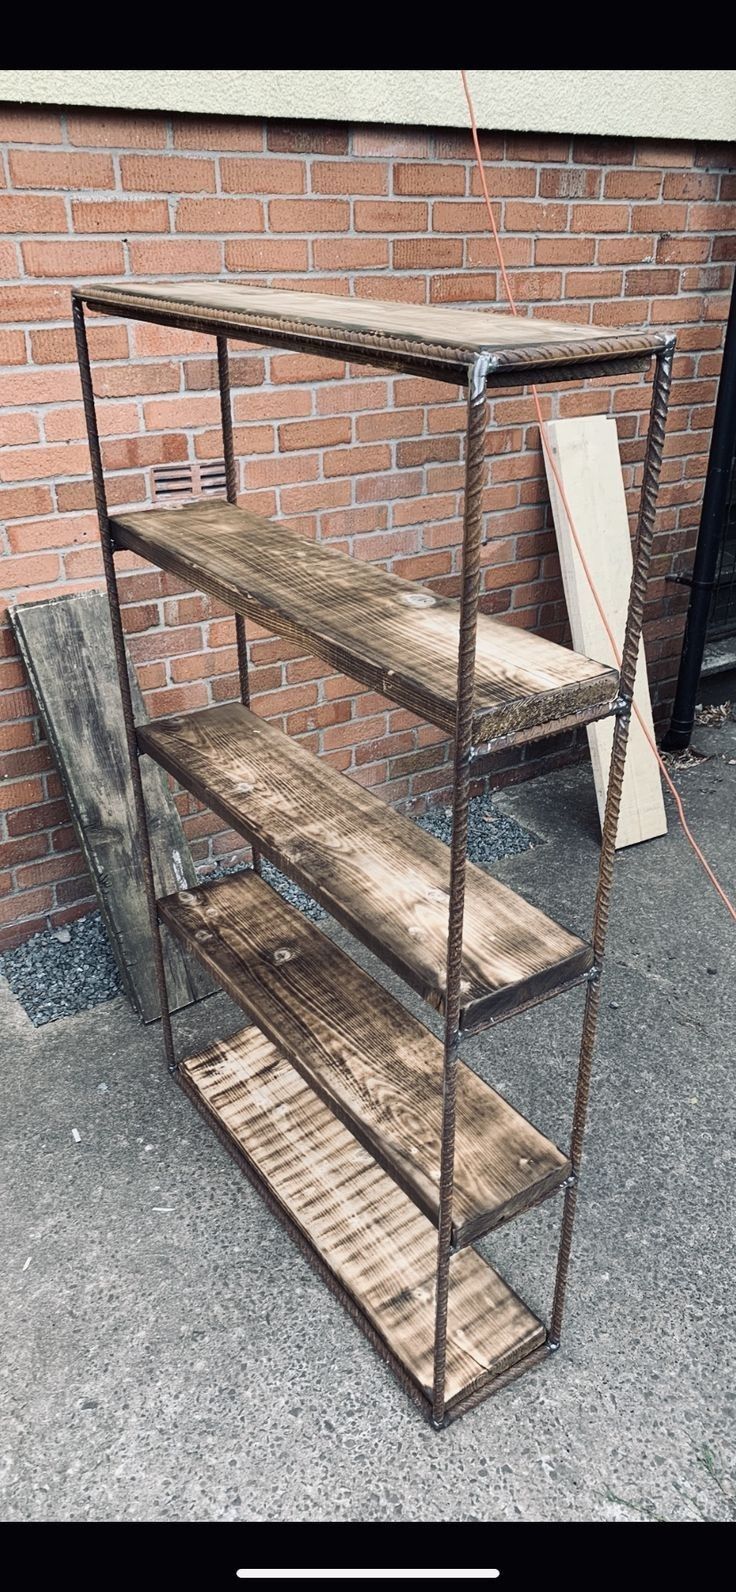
[
  {"xmin": 314, "ymin": 238, "xmax": 389, "ymax": 270},
  {"xmin": 268, "ymin": 124, "xmax": 348, "ymax": 155},
  {"xmin": 269, "ymin": 198, "xmax": 350, "ymax": 232},
  {"xmin": 394, "ymin": 163, "xmax": 465, "ymax": 196},
  {"xmin": 221, "ymin": 157, "xmax": 306, "ymax": 193},
  {"xmin": 143, "ymin": 395, "xmax": 221, "ymax": 430},
  {"xmin": 94, "ymin": 361, "xmax": 179, "ymax": 398},
  {"xmin": 312, "ymin": 161, "xmax": 387, "ymax": 195},
  {"xmin": 0, "ymin": 330, "xmax": 27, "ymax": 365},
  {"xmin": 566, "ymin": 269, "xmax": 624, "ymax": 298},
  {"xmin": 392, "ymin": 237, "xmax": 462, "ymax": 270},
  {"xmin": 72, "ymin": 199, "xmax": 171, "ymax": 233},
  {"xmin": 354, "ymin": 128, "xmax": 430, "ymax": 158},
  {"xmin": 631, "ymin": 202, "xmax": 689, "ymax": 232},
  {"xmin": 0, "ymin": 106, "xmax": 62, "ymax": 141},
  {"xmin": 354, "ymin": 200, "xmax": 428, "ymax": 232},
  {"xmin": 225, "ymin": 238, "xmax": 309, "ymax": 272},
  {"xmin": 430, "ymin": 273, "xmax": 497, "ymax": 303},
  {"xmin": 9, "ymin": 149, "xmax": 115, "ymax": 189},
  {"xmin": 597, "ymin": 237, "xmax": 655, "ymax": 264},
  {"xmin": 432, "ymin": 201, "xmax": 495, "ymax": 233},
  {"xmin": 175, "ymin": 197, "xmax": 264, "ymax": 233},
  {"xmin": 624, "ymin": 267, "xmax": 680, "ymax": 295},
  {"xmin": 22, "ymin": 240, "xmax": 125, "ymax": 278},
  {"xmin": 0, "ymin": 195, "xmax": 68, "ymax": 232},
  {"xmin": 506, "ymin": 201, "xmax": 570, "ymax": 232},
  {"xmin": 322, "ymin": 443, "xmax": 391, "ymax": 478},
  {"xmin": 470, "ymin": 166, "xmax": 538, "ymax": 198},
  {"xmin": 317, "ymin": 380, "xmax": 389, "ymax": 415},
  {"xmin": 603, "ymin": 169, "xmax": 662, "ymax": 199},
  {"xmin": 466, "ymin": 236, "xmax": 532, "ymax": 267},
  {"xmin": 539, "ymin": 168, "xmax": 600, "ymax": 199},
  {"xmin": 0, "ymin": 411, "xmax": 40, "ymax": 446},
  {"xmin": 174, "ymin": 118, "xmax": 263, "ymax": 151},
  {"xmin": 129, "ymin": 238, "xmax": 222, "ymax": 274},
  {"xmin": 67, "ymin": 111, "xmax": 168, "ymax": 147},
  {"xmin": 570, "ymin": 203, "xmax": 630, "ymax": 233},
  {"xmin": 353, "ymin": 276, "xmax": 425, "ymax": 303},
  {"xmin": 121, "ymin": 154, "xmax": 216, "ymax": 192}
]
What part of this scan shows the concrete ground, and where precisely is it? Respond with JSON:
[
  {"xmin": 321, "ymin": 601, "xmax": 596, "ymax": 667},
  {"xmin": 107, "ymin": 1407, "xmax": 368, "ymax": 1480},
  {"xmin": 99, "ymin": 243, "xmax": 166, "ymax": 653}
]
[{"xmin": 1, "ymin": 714, "xmax": 734, "ymax": 1524}]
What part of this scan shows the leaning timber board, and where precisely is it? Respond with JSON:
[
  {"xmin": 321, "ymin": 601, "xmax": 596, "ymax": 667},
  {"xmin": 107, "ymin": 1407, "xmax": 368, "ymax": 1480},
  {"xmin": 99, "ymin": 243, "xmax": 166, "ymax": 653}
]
[
  {"xmin": 12, "ymin": 592, "xmax": 213, "ymax": 1020},
  {"xmin": 182, "ymin": 1022, "xmax": 547, "ymax": 1409},
  {"xmin": 139, "ymin": 700, "xmax": 593, "ymax": 1030},
  {"xmin": 160, "ymin": 870, "xmax": 570, "ymax": 1248},
  {"xmin": 543, "ymin": 415, "xmax": 667, "ymax": 848},
  {"xmin": 111, "ymin": 499, "xmax": 619, "ymax": 747}
]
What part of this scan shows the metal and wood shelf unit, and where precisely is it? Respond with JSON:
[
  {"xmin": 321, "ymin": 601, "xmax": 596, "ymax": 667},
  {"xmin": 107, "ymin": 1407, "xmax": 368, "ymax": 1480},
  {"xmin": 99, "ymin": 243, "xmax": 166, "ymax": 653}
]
[{"xmin": 72, "ymin": 282, "xmax": 673, "ymax": 1427}]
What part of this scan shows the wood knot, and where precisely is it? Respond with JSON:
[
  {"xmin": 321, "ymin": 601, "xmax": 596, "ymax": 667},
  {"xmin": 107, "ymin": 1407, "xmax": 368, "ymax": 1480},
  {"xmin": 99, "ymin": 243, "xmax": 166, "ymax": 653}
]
[
  {"xmin": 400, "ymin": 591, "xmax": 435, "ymax": 609},
  {"xmin": 272, "ymin": 946, "xmax": 294, "ymax": 965}
]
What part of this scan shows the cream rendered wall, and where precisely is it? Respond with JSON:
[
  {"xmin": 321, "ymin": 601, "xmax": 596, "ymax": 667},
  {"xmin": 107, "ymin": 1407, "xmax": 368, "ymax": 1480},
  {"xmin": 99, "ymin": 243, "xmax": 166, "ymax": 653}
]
[{"xmin": 0, "ymin": 70, "xmax": 734, "ymax": 142}]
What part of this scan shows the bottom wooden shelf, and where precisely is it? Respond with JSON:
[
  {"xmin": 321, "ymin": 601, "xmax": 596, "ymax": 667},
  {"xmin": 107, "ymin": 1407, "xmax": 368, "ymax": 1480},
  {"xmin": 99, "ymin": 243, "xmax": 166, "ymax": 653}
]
[{"xmin": 181, "ymin": 1022, "xmax": 547, "ymax": 1420}]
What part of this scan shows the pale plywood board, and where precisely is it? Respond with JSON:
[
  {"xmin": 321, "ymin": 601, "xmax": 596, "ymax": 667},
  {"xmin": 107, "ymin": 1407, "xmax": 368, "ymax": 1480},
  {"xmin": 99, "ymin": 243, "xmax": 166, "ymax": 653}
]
[{"xmin": 543, "ymin": 415, "xmax": 667, "ymax": 849}]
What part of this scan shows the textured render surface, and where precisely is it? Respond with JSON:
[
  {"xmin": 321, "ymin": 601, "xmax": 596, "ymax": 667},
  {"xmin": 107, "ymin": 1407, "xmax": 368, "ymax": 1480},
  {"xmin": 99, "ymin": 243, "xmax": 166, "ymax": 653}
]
[
  {"xmin": 1, "ymin": 726, "xmax": 734, "ymax": 1523},
  {"xmin": 1, "ymin": 70, "xmax": 736, "ymax": 143}
]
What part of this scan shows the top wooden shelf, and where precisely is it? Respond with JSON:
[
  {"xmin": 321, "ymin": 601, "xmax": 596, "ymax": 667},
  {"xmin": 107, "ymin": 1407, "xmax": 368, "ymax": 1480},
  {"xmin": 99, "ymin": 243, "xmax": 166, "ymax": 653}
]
[{"xmin": 74, "ymin": 280, "xmax": 668, "ymax": 384}]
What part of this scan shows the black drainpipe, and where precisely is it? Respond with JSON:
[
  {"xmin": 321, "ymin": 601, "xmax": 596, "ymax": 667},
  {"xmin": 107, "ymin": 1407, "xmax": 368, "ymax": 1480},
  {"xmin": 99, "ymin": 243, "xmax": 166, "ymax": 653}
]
[{"xmin": 663, "ymin": 276, "xmax": 736, "ymax": 749}]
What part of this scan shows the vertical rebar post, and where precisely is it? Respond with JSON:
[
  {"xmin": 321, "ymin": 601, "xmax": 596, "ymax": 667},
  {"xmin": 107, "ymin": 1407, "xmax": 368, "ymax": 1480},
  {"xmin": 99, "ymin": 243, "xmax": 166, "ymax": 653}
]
[
  {"xmin": 72, "ymin": 295, "xmax": 177, "ymax": 1071},
  {"xmin": 549, "ymin": 340, "xmax": 675, "ymax": 1345},
  {"xmin": 431, "ymin": 354, "xmax": 490, "ymax": 1427},
  {"xmin": 216, "ymin": 334, "xmax": 261, "ymax": 876}
]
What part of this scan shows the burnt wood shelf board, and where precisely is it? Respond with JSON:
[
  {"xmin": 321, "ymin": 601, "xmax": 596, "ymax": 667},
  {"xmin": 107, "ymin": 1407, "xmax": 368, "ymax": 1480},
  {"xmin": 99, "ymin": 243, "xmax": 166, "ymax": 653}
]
[
  {"xmin": 11, "ymin": 592, "xmax": 213, "ymax": 1022},
  {"xmin": 159, "ymin": 871, "xmax": 571, "ymax": 1248},
  {"xmin": 75, "ymin": 280, "xmax": 667, "ymax": 383},
  {"xmin": 112, "ymin": 500, "xmax": 619, "ymax": 747},
  {"xmin": 183, "ymin": 1022, "xmax": 546, "ymax": 1408},
  {"xmin": 139, "ymin": 701, "xmax": 593, "ymax": 1030}
]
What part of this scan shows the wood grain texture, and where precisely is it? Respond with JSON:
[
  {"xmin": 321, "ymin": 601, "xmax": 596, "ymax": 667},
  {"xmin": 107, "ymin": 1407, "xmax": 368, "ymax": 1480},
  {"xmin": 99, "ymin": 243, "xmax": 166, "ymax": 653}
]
[
  {"xmin": 11, "ymin": 592, "xmax": 212, "ymax": 1021},
  {"xmin": 113, "ymin": 499, "xmax": 619, "ymax": 746},
  {"xmin": 543, "ymin": 416, "xmax": 667, "ymax": 849},
  {"xmin": 160, "ymin": 871, "xmax": 570, "ymax": 1247},
  {"xmin": 184, "ymin": 1023, "xmax": 546, "ymax": 1407},
  {"xmin": 140, "ymin": 701, "xmax": 593, "ymax": 1029},
  {"xmin": 76, "ymin": 279, "xmax": 666, "ymax": 379}
]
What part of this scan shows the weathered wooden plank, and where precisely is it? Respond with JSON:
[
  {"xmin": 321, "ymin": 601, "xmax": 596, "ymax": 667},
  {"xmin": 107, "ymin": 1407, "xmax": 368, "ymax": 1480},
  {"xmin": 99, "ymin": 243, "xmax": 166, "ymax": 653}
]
[
  {"xmin": 76, "ymin": 280, "xmax": 667, "ymax": 381},
  {"xmin": 12, "ymin": 591, "xmax": 213, "ymax": 1021},
  {"xmin": 543, "ymin": 416, "xmax": 667, "ymax": 849},
  {"xmin": 183, "ymin": 1022, "xmax": 546, "ymax": 1408},
  {"xmin": 139, "ymin": 701, "xmax": 593, "ymax": 1030},
  {"xmin": 160, "ymin": 871, "xmax": 570, "ymax": 1247},
  {"xmin": 112, "ymin": 499, "xmax": 619, "ymax": 746}
]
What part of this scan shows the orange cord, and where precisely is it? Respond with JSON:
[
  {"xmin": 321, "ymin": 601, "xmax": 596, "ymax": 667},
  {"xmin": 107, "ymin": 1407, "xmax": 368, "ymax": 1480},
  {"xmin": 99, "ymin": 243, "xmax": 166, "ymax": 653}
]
[{"xmin": 460, "ymin": 69, "xmax": 736, "ymax": 924}]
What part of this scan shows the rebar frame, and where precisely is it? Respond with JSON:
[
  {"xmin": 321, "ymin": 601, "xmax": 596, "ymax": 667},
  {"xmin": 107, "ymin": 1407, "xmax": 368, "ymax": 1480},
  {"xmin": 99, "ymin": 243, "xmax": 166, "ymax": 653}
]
[
  {"xmin": 72, "ymin": 286, "xmax": 674, "ymax": 1427},
  {"xmin": 216, "ymin": 335, "xmax": 261, "ymax": 876}
]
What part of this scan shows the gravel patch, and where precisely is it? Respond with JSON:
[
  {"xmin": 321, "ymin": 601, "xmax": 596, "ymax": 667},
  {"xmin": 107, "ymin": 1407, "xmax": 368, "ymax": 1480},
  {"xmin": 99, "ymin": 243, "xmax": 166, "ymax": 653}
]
[
  {"xmin": 416, "ymin": 790, "xmax": 538, "ymax": 864},
  {"xmin": 0, "ymin": 912, "xmax": 122, "ymax": 1028},
  {"xmin": 1, "ymin": 794, "xmax": 538, "ymax": 1026}
]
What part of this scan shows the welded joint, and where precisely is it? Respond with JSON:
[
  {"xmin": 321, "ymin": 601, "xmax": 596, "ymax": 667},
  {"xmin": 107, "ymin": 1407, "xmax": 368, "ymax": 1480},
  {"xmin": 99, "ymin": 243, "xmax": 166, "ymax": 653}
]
[
  {"xmin": 469, "ymin": 351, "xmax": 493, "ymax": 396},
  {"xmin": 547, "ymin": 1336, "xmax": 561, "ymax": 1353},
  {"xmin": 587, "ymin": 964, "xmax": 602, "ymax": 986},
  {"xmin": 613, "ymin": 693, "xmax": 633, "ymax": 718},
  {"xmin": 562, "ymin": 1171, "xmax": 578, "ymax": 1191}
]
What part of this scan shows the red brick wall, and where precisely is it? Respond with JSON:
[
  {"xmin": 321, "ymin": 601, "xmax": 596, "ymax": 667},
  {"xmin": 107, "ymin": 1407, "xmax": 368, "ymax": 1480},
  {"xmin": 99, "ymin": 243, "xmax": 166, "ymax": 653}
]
[{"xmin": 0, "ymin": 104, "xmax": 734, "ymax": 948}]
